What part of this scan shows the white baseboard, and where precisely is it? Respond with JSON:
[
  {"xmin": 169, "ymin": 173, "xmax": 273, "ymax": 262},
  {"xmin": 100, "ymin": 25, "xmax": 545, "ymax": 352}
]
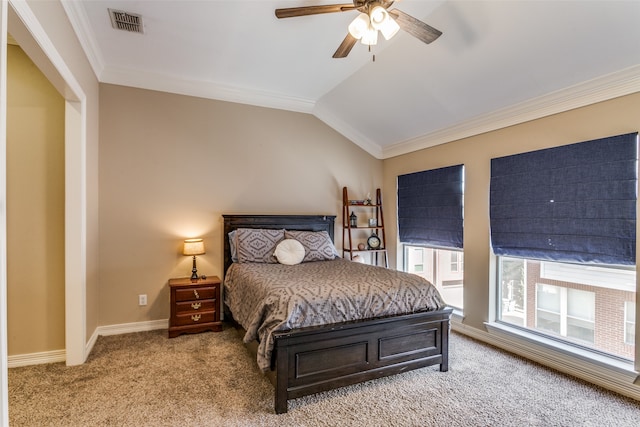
[
  {"xmin": 452, "ymin": 320, "xmax": 640, "ymax": 401},
  {"xmin": 10, "ymin": 319, "xmax": 169, "ymax": 368},
  {"xmin": 95, "ymin": 319, "xmax": 168, "ymax": 337},
  {"xmin": 8, "ymin": 350, "xmax": 66, "ymax": 368}
]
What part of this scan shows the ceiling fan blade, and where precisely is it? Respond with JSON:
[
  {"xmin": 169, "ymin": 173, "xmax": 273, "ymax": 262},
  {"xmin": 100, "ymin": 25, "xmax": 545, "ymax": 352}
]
[
  {"xmin": 333, "ymin": 33, "xmax": 358, "ymax": 58},
  {"xmin": 275, "ymin": 4, "xmax": 356, "ymax": 19},
  {"xmin": 389, "ymin": 9, "xmax": 442, "ymax": 44}
]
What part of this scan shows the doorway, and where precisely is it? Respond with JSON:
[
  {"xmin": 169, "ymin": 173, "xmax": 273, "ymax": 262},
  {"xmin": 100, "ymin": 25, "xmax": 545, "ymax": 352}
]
[{"xmin": 1, "ymin": 0, "xmax": 89, "ymax": 423}]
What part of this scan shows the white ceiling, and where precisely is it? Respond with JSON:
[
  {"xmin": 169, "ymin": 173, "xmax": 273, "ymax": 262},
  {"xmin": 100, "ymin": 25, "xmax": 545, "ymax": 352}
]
[{"xmin": 61, "ymin": 0, "xmax": 640, "ymax": 159}]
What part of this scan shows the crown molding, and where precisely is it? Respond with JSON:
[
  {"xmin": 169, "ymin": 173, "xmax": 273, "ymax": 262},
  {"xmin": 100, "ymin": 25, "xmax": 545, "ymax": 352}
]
[
  {"xmin": 382, "ymin": 65, "xmax": 640, "ymax": 159},
  {"xmin": 100, "ymin": 65, "xmax": 316, "ymax": 114},
  {"xmin": 60, "ymin": 0, "xmax": 105, "ymax": 81}
]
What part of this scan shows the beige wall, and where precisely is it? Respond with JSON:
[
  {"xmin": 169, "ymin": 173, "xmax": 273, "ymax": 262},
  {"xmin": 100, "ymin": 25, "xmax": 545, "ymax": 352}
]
[
  {"xmin": 6, "ymin": 0, "xmax": 101, "ymax": 360},
  {"xmin": 6, "ymin": 44, "xmax": 65, "ymax": 355},
  {"xmin": 25, "ymin": 0, "xmax": 102, "ymax": 347},
  {"xmin": 383, "ymin": 92, "xmax": 640, "ymax": 331},
  {"xmin": 21, "ymin": 0, "xmax": 101, "ymax": 347},
  {"xmin": 98, "ymin": 84, "xmax": 382, "ymax": 326}
]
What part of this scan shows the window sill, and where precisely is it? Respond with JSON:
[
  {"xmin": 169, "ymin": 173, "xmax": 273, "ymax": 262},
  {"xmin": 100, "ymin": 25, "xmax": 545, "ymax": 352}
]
[
  {"xmin": 451, "ymin": 320, "xmax": 640, "ymax": 399},
  {"xmin": 485, "ymin": 322, "xmax": 635, "ymax": 374}
]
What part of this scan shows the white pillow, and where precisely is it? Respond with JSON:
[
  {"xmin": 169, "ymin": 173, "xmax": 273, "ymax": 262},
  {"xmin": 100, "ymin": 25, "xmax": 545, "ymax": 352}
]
[{"xmin": 274, "ymin": 239, "xmax": 306, "ymax": 265}]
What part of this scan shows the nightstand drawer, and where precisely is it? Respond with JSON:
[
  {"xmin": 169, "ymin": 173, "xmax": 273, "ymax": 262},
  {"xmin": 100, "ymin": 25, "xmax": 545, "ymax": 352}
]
[
  {"xmin": 174, "ymin": 286, "xmax": 217, "ymax": 302},
  {"xmin": 175, "ymin": 299, "xmax": 216, "ymax": 313},
  {"xmin": 174, "ymin": 310, "xmax": 216, "ymax": 326}
]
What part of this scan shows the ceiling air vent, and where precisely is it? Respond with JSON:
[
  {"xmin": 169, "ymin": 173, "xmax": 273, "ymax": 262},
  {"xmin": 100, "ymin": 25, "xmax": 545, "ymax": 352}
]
[{"xmin": 108, "ymin": 9, "xmax": 144, "ymax": 34}]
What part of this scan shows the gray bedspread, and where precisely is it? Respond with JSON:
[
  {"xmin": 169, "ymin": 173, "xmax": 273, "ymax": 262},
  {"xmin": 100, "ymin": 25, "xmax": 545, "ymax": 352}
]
[{"xmin": 224, "ymin": 258, "xmax": 446, "ymax": 372}]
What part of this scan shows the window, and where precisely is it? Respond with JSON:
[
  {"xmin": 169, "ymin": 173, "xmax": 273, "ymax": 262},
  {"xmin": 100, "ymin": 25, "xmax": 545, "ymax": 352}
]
[
  {"xmin": 535, "ymin": 284, "xmax": 595, "ymax": 343},
  {"xmin": 398, "ymin": 165, "xmax": 465, "ymax": 310},
  {"xmin": 625, "ymin": 301, "xmax": 636, "ymax": 346},
  {"xmin": 492, "ymin": 133, "xmax": 637, "ymax": 361},
  {"xmin": 536, "ymin": 284, "xmax": 562, "ymax": 334},
  {"xmin": 404, "ymin": 245, "xmax": 463, "ymax": 309},
  {"xmin": 450, "ymin": 252, "xmax": 463, "ymax": 273}
]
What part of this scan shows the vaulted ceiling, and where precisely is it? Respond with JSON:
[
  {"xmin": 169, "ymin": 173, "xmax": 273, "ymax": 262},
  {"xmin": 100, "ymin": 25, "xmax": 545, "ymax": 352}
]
[{"xmin": 61, "ymin": 1, "xmax": 640, "ymax": 159}]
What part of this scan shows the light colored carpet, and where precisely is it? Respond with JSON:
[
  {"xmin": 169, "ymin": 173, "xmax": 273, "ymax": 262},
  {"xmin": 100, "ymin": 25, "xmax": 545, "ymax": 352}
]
[{"xmin": 8, "ymin": 326, "xmax": 640, "ymax": 426}]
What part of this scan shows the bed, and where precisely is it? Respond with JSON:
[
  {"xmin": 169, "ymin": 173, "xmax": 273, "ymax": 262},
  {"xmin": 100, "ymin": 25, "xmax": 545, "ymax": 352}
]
[{"xmin": 222, "ymin": 214, "xmax": 453, "ymax": 414}]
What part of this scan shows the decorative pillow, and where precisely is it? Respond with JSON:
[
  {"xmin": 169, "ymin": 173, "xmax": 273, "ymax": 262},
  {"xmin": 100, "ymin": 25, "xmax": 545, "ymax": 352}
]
[
  {"xmin": 228, "ymin": 230, "xmax": 238, "ymax": 262},
  {"xmin": 284, "ymin": 230, "xmax": 338, "ymax": 262},
  {"xmin": 274, "ymin": 239, "xmax": 306, "ymax": 265},
  {"xmin": 236, "ymin": 228, "xmax": 285, "ymax": 263}
]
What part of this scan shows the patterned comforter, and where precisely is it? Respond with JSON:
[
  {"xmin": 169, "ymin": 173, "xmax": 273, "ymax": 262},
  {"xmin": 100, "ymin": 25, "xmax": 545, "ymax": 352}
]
[{"xmin": 223, "ymin": 258, "xmax": 446, "ymax": 372}]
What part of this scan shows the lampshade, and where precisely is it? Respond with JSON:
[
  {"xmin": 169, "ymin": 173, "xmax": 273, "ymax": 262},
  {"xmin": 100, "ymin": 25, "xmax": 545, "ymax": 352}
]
[
  {"xmin": 348, "ymin": 13, "xmax": 370, "ymax": 39},
  {"xmin": 183, "ymin": 238, "xmax": 205, "ymax": 256},
  {"xmin": 369, "ymin": 5, "xmax": 389, "ymax": 30},
  {"xmin": 379, "ymin": 16, "xmax": 400, "ymax": 40},
  {"xmin": 360, "ymin": 25, "xmax": 378, "ymax": 46}
]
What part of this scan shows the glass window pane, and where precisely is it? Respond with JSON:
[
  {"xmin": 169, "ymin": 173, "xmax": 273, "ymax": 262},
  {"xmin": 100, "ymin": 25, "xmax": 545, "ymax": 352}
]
[
  {"xmin": 536, "ymin": 310, "xmax": 561, "ymax": 334},
  {"xmin": 404, "ymin": 245, "xmax": 463, "ymax": 309},
  {"xmin": 625, "ymin": 301, "xmax": 636, "ymax": 345},
  {"xmin": 567, "ymin": 288, "xmax": 595, "ymax": 321},
  {"xmin": 626, "ymin": 302, "xmax": 636, "ymax": 322},
  {"xmin": 567, "ymin": 317, "xmax": 595, "ymax": 343},
  {"xmin": 537, "ymin": 284, "xmax": 561, "ymax": 312},
  {"xmin": 626, "ymin": 328, "xmax": 636, "ymax": 345},
  {"xmin": 499, "ymin": 257, "xmax": 636, "ymax": 360}
]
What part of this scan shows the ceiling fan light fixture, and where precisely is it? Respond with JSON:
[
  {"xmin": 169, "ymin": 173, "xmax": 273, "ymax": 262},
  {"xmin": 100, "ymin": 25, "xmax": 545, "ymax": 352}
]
[
  {"xmin": 348, "ymin": 13, "xmax": 370, "ymax": 39},
  {"xmin": 369, "ymin": 5, "xmax": 389, "ymax": 30},
  {"xmin": 360, "ymin": 25, "xmax": 378, "ymax": 46},
  {"xmin": 379, "ymin": 15, "xmax": 400, "ymax": 40}
]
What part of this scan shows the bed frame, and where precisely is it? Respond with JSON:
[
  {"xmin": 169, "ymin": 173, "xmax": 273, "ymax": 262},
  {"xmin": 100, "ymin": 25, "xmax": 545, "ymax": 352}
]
[{"xmin": 222, "ymin": 214, "xmax": 453, "ymax": 414}]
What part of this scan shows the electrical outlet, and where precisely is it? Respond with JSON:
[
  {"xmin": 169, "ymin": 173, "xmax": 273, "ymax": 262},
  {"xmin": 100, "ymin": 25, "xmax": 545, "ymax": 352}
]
[{"xmin": 138, "ymin": 294, "xmax": 147, "ymax": 306}]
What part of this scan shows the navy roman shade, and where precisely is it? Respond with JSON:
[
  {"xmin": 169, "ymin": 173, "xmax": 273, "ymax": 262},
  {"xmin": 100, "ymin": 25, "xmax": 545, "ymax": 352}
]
[
  {"xmin": 397, "ymin": 165, "xmax": 464, "ymax": 249},
  {"xmin": 490, "ymin": 133, "xmax": 638, "ymax": 266}
]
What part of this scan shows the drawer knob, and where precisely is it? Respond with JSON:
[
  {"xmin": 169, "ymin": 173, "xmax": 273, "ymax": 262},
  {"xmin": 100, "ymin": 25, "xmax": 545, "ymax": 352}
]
[
  {"xmin": 191, "ymin": 314, "xmax": 201, "ymax": 322},
  {"xmin": 191, "ymin": 302, "xmax": 201, "ymax": 310},
  {"xmin": 193, "ymin": 290, "xmax": 200, "ymax": 299}
]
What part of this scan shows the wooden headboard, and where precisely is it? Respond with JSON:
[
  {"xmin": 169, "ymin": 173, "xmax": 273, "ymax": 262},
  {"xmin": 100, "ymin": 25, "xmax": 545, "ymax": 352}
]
[{"xmin": 222, "ymin": 214, "xmax": 336, "ymax": 276}]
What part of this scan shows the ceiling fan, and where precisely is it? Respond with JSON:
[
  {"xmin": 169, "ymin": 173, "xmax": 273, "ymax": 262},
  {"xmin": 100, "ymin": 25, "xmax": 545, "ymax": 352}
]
[{"xmin": 275, "ymin": 0, "xmax": 442, "ymax": 58}]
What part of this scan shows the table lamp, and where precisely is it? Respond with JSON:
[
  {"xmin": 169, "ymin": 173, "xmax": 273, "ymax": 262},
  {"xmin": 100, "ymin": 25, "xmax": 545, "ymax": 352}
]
[{"xmin": 183, "ymin": 238, "xmax": 205, "ymax": 281}]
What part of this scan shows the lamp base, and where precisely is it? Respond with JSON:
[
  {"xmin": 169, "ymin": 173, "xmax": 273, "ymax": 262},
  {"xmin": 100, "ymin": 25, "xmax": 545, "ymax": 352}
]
[{"xmin": 191, "ymin": 255, "xmax": 199, "ymax": 281}]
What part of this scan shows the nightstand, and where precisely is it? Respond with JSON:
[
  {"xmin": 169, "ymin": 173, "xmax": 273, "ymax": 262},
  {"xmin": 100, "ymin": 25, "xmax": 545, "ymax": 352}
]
[{"xmin": 168, "ymin": 276, "xmax": 222, "ymax": 338}]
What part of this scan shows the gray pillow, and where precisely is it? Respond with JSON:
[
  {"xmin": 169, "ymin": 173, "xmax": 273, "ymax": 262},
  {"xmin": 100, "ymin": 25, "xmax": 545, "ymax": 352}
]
[
  {"xmin": 236, "ymin": 228, "xmax": 285, "ymax": 263},
  {"xmin": 284, "ymin": 230, "xmax": 338, "ymax": 262}
]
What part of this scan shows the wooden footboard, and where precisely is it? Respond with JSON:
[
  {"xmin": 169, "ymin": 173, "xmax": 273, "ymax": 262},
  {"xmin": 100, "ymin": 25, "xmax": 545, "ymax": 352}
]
[{"xmin": 271, "ymin": 308, "xmax": 453, "ymax": 414}]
